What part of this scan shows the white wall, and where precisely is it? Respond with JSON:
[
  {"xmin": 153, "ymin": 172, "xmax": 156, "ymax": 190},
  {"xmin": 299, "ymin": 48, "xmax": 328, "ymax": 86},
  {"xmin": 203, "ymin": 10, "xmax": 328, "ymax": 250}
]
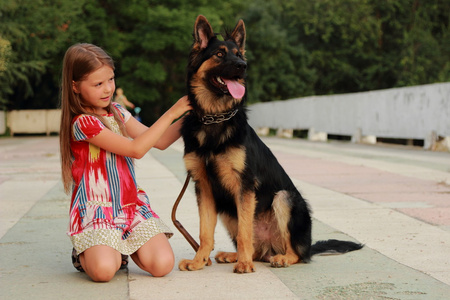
[
  {"xmin": 248, "ymin": 82, "xmax": 450, "ymax": 143},
  {"xmin": 6, "ymin": 109, "xmax": 61, "ymax": 136}
]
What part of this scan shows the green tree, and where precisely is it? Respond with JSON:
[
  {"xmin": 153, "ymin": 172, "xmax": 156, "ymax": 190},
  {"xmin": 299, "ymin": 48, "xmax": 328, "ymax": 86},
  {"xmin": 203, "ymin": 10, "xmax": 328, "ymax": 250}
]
[
  {"xmin": 242, "ymin": 0, "xmax": 316, "ymax": 103},
  {"xmin": 394, "ymin": 0, "xmax": 450, "ymax": 86},
  {"xmin": 283, "ymin": 0, "xmax": 382, "ymax": 94},
  {"xmin": 0, "ymin": 36, "xmax": 12, "ymax": 108},
  {"xmin": 97, "ymin": 0, "xmax": 247, "ymax": 124},
  {"xmin": 0, "ymin": 0, "xmax": 246, "ymax": 124},
  {"xmin": 283, "ymin": 0, "xmax": 450, "ymax": 94},
  {"xmin": 1, "ymin": 0, "xmax": 448, "ymax": 117},
  {"xmin": 0, "ymin": 0, "xmax": 88, "ymax": 110}
]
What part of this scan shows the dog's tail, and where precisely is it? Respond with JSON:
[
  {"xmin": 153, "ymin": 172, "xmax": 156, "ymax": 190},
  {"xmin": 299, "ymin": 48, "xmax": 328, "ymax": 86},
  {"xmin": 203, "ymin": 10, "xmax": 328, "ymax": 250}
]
[{"xmin": 311, "ymin": 239, "xmax": 364, "ymax": 256}]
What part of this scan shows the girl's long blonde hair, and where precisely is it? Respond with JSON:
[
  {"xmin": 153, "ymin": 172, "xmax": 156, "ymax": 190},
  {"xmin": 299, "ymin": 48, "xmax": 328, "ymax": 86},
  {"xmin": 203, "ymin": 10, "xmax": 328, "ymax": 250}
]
[{"xmin": 59, "ymin": 43, "xmax": 127, "ymax": 193}]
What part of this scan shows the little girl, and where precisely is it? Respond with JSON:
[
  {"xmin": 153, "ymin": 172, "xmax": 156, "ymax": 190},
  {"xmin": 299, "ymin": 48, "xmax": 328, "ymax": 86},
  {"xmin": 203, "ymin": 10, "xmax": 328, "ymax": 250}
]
[{"xmin": 59, "ymin": 43, "xmax": 191, "ymax": 282}]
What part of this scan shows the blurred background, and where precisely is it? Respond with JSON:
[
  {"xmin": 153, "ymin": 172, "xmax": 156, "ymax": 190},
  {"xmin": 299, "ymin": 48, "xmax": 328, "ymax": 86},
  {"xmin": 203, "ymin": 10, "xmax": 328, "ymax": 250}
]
[{"xmin": 0, "ymin": 0, "xmax": 449, "ymax": 126}]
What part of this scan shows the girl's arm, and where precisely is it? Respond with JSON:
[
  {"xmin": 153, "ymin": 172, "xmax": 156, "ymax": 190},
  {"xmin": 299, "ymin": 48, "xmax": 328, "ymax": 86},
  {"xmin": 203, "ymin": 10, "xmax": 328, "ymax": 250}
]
[
  {"xmin": 86, "ymin": 96, "xmax": 191, "ymax": 159},
  {"xmin": 153, "ymin": 117, "xmax": 184, "ymax": 150},
  {"xmin": 125, "ymin": 114, "xmax": 185, "ymax": 150}
]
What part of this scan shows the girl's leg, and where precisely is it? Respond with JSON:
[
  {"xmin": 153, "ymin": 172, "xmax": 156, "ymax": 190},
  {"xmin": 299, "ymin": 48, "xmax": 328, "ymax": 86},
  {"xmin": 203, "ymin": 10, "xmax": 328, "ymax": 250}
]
[
  {"xmin": 79, "ymin": 245, "xmax": 122, "ymax": 282},
  {"xmin": 131, "ymin": 233, "xmax": 175, "ymax": 277}
]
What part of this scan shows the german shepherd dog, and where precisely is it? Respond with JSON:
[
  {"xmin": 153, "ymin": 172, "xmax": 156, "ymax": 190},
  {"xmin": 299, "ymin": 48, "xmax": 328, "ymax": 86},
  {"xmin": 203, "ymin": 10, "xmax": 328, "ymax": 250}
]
[{"xmin": 179, "ymin": 15, "xmax": 362, "ymax": 273}]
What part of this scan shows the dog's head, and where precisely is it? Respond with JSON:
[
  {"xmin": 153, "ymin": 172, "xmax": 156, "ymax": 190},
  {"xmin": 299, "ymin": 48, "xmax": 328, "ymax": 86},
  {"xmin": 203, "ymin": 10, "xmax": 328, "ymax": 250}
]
[{"xmin": 187, "ymin": 15, "xmax": 247, "ymax": 115}]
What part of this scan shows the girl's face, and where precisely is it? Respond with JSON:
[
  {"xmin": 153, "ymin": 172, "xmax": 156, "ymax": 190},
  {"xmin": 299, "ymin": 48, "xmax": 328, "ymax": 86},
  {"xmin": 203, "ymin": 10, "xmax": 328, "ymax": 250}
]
[{"xmin": 73, "ymin": 65, "xmax": 115, "ymax": 114}]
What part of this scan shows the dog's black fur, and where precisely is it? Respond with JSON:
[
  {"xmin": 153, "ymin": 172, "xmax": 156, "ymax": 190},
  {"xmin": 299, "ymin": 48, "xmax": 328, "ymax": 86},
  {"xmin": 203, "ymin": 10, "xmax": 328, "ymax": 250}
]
[{"xmin": 179, "ymin": 15, "xmax": 362, "ymax": 273}]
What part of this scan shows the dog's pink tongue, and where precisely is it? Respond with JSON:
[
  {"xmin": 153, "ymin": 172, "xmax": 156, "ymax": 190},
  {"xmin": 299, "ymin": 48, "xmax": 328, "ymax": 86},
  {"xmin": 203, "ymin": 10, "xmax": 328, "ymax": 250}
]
[{"xmin": 223, "ymin": 79, "xmax": 245, "ymax": 99}]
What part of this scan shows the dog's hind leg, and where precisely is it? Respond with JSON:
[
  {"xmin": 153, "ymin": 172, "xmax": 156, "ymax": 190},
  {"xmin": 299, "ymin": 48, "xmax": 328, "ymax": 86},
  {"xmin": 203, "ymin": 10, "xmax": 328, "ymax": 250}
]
[
  {"xmin": 179, "ymin": 153, "xmax": 217, "ymax": 271},
  {"xmin": 269, "ymin": 191, "xmax": 300, "ymax": 268},
  {"xmin": 270, "ymin": 241, "xmax": 300, "ymax": 268}
]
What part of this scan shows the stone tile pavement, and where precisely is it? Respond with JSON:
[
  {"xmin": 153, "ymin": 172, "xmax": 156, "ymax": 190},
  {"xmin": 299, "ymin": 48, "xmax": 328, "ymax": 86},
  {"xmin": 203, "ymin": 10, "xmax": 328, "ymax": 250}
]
[{"xmin": 1, "ymin": 136, "xmax": 449, "ymax": 299}]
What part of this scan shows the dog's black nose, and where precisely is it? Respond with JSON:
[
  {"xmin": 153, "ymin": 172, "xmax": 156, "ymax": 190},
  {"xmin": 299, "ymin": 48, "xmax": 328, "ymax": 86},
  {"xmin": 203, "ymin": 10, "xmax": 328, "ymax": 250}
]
[{"xmin": 236, "ymin": 61, "xmax": 247, "ymax": 70}]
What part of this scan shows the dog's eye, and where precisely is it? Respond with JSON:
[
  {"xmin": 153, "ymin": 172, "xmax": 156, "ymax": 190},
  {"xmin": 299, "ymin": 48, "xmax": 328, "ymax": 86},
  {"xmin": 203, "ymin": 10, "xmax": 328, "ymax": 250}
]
[{"xmin": 216, "ymin": 51, "xmax": 225, "ymax": 58}]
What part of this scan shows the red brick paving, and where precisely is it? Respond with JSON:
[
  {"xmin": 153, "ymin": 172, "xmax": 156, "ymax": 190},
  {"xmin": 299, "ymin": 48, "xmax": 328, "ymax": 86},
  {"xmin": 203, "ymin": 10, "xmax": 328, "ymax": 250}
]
[{"xmin": 273, "ymin": 151, "xmax": 450, "ymax": 227}]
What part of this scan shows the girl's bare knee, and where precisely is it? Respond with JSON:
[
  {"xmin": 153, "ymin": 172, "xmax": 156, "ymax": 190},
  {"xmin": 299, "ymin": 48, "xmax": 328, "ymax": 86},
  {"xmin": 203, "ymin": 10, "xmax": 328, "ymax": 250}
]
[
  {"xmin": 160, "ymin": 253, "xmax": 175, "ymax": 276},
  {"xmin": 83, "ymin": 255, "xmax": 120, "ymax": 282},
  {"xmin": 131, "ymin": 233, "xmax": 175, "ymax": 277},
  {"xmin": 88, "ymin": 263, "xmax": 118, "ymax": 282},
  {"xmin": 81, "ymin": 245, "xmax": 121, "ymax": 282},
  {"xmin": 150, "ymin": 254, "xmax": 175, "ymax": 277},
  {"xmin": 140, "ymin": 251, "xmax": 175, "ymax": 277}
]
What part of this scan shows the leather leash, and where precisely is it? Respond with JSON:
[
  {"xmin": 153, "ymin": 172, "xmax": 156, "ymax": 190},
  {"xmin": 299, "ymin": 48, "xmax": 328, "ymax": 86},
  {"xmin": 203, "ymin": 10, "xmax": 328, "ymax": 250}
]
[
  {"xmin": 171, "ymin": 174, "xmax": 212, "ymax": 266},
  {"xmin": 171, "ymin": 174, "xmax": 200, "ymax": 251}
]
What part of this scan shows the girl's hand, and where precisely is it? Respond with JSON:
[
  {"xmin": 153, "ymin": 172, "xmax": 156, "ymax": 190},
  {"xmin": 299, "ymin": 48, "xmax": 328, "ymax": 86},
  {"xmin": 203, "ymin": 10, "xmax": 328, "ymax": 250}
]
[{"xmin": 169, "ymin": 95, "xmax": 192, "ymax": 120}]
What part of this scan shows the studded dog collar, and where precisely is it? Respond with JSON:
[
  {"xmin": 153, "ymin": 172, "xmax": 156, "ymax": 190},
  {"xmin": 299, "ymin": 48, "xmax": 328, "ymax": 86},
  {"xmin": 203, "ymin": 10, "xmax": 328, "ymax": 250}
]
[{"xmin": 200, "ymin": 108, "xmax": 239, "ymax": 125}]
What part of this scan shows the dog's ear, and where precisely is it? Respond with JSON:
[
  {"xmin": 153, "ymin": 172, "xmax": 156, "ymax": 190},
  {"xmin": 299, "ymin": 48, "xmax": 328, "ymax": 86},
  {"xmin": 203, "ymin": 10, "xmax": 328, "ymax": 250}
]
[
  {"xmin": 230, "ymin": 19, "xmax": 246, "ymax": 53},
  {"xmin": 194, "ymin": 15, "xmax": 214, "ymax": 49}
]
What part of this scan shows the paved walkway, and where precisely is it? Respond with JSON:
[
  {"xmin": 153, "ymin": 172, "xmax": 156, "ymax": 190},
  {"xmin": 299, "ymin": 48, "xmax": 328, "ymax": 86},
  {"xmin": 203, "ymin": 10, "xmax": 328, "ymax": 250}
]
[{"xmin": 1, "ymin": 136, "xmax": 449, "ymax": 299}]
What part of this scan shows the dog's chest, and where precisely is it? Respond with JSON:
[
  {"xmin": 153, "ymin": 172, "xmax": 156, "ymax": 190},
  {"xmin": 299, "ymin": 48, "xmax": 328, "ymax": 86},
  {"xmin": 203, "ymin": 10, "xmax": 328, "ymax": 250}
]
[
  {"xmin": 204, "ymin": 146, "xmax": 246, "ymax": 176},
  {"xmin": 194, "ymin": 125, "xmax": 236, "ymax": 149},
  {"xmin": 184, "ymin": 146, "xmax": 246, "ymax": 188}
]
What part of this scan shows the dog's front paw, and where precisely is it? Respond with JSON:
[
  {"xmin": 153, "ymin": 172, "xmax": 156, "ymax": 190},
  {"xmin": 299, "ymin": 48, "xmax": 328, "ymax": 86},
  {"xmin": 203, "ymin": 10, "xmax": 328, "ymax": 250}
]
[
  {"xmin": 179, "ymin": 258, "xmax": 207, "ymax": 271},
  {"xmin": 233, "ymin": 261, "xmax": 255, "ymax": 273},
  {"xmin": 215, "ymin": 251, "xmax": 238, "ymax": 263}
]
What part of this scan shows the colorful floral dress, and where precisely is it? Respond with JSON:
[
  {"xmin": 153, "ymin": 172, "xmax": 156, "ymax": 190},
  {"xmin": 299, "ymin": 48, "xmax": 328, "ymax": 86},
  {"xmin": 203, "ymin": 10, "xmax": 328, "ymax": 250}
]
[{"xmin": 68, "ymin": 103, "xmax": 172, "ymax": 255}]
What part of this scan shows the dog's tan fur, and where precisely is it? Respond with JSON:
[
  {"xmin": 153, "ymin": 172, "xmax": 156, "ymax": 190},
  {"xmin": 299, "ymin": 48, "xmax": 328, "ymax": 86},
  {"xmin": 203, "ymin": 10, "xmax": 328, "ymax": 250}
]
[{"xmin": 178, "ymin": 15, "xmax": 362, "ymax": 274}]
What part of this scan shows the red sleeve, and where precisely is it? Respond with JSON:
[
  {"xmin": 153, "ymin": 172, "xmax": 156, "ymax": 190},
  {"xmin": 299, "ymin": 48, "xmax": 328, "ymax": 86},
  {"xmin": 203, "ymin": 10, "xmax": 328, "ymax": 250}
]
[{"xmin": 72, "ymin": 115, "xmax": 106, "ymax": 141}]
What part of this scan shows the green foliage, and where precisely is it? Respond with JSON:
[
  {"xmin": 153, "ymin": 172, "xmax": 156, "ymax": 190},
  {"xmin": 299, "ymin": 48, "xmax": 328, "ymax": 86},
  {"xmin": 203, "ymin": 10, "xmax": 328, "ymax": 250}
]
[
  {"xmin": 247, "ymin": 0, "xmax": 449, "ymax": 97},
  {"xmin": 0, "ymin": 37, "xmax": 12, "ymax": 107},
  {"xmin": 0, "ymin": 0, "xmax": 86, "ymax": 109},
  {"xmin": 101, "ymin": 0, "xmax": 246, "ymax": 123},
  {"xmin": 243, "ymin": 0, "xmax": 316, "ymax": 102},
  {"xmin": 0, "ymin": 0, "xmax": 449, "ymax": 121}
]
